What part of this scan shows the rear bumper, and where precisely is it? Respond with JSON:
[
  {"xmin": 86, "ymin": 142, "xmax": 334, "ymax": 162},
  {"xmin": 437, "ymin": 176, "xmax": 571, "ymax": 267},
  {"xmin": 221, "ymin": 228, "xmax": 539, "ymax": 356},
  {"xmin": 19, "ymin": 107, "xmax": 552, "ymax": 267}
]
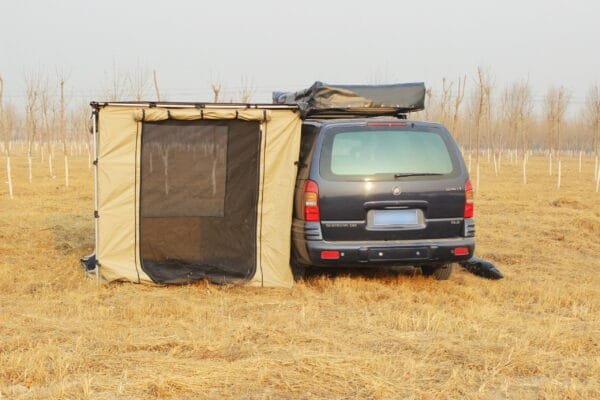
[{"xmin": 292, "ymin": 220, "xmax": 475, "ymax": 267}]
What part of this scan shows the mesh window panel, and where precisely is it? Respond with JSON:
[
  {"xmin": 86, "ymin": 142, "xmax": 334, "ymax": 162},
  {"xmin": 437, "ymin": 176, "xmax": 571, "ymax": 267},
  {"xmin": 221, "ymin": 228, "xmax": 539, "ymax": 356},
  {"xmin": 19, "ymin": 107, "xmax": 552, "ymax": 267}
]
[{"xmin": 140, "ymin": 119, "xmax": 261, "ymax": 284}]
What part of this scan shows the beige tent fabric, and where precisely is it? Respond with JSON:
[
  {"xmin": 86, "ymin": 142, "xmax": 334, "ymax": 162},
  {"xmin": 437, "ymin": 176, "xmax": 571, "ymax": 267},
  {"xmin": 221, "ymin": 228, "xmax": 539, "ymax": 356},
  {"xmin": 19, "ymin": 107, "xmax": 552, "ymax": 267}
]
[
  {"xmin": 248, "ymin": 111, "xmax": 301, "ymax": 287},
  {"xmin": 96, "ymin": 104, "xmax": 300, "ymax": 287},
  {"xmin": 97, "ymin": 106, "xmax": 142, "ymax": 282}
]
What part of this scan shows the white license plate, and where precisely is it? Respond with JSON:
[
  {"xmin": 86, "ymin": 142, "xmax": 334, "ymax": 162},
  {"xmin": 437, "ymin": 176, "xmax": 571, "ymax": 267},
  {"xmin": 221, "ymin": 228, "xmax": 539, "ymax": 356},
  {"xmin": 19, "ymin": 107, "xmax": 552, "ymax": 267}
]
[{"xmin": 371, "ymin": 209, "xmax": 419, "ymax": 226}]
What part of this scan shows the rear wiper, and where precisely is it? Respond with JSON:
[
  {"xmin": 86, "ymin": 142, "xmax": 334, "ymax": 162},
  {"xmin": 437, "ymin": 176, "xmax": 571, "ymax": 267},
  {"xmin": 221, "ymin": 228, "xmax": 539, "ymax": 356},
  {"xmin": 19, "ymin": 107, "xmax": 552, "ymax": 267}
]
[{"xmin": 393, "ymin": 172, "xmax": 444, "ymax": 178}]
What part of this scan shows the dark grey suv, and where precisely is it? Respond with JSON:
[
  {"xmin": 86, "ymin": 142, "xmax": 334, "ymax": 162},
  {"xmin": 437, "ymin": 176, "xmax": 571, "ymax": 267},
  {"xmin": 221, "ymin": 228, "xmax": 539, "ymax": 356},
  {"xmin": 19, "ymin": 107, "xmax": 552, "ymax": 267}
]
[{"xmin": 291, "ymin": 118, "xmax": 475, "ymax": 280}]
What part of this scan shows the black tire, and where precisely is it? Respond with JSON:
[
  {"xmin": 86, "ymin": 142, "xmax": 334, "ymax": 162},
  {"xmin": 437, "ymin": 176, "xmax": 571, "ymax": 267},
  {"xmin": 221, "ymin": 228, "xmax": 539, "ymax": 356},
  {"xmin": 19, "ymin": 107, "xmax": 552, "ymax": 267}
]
[
  {"xmin": 420, "ymin": 263, "xmax": 454, "ymax": 280},
  {"xmin": 291, "ymin": 262, "xmax": 308, "ymax": 281}
]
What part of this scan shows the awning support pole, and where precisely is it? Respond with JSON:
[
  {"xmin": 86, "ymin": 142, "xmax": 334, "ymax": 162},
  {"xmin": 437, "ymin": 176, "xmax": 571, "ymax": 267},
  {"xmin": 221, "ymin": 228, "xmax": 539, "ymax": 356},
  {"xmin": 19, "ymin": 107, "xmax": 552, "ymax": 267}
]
[{"xmin": 91, "ymin": 107, "xmax": 100, "ymax": 284}]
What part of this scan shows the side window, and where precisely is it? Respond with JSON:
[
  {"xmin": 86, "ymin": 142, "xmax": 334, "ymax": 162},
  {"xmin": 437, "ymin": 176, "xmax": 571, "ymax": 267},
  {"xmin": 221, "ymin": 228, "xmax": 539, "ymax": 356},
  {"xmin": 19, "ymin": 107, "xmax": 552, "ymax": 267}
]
[{"xmin": 297, "ymin": 125, "xmax": 318, "ymax": 179}]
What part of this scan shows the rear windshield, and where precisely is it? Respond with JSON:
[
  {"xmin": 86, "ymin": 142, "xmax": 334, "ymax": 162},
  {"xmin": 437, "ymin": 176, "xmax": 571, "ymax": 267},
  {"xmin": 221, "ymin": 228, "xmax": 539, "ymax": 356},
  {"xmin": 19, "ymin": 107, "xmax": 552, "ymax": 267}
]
[{"xmin": 320, "ymin": 127, "xmax": 457, "ymax": 181}]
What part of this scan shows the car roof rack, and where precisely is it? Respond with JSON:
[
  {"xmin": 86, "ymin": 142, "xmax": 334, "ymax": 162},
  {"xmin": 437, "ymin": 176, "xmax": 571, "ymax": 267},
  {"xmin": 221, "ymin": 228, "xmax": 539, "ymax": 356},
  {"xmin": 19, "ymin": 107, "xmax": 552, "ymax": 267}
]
[{"xmin": 304, "ymin": 108, "xmax": 409, "ymax": 119}]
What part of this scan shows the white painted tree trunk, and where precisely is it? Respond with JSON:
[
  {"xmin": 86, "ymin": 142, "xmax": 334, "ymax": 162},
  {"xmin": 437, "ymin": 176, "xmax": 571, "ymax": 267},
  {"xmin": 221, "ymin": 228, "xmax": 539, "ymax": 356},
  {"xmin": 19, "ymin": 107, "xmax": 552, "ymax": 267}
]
[
  {"xmin": 64, "ymin": 154, "xmax": 69, "ymax": 187},
  {"xmin": 557, "ymin": 160, "xmax": 561, "ymax": 189},
  {"xmin": 27, "ymin": 152, "xmax": 33, "ymax": 183},
  {"xmin": 498, "ymin": 151, "xmax": 502, "ymax": 171},
  {"xmin": 596, "ymin": 163, "xmax": 600, "ymax": 192},
  {"xmin": 579, "ymin": 151, "xmax": 582, "ymax": 173},
  {"xmin": 6, "ymin": 156, "xmax": 14, "ymax": 199},
  {"xmin": 523, "ymin": 154, "xmax": 527, "ymax": 184},
  {"xmin": 548, "ymin": 153, "xmax": 553, "ymax": 176},
  {"xmin": 49, "ymin": 152, "xmax": 54, "ymax": 178},
  {"xmin": 476, "ymin": 162, "xmax": 480, "ymax": 192},
  {"xmin": 493, "ymin": 152, "xmax": 498, "ymax": 176},
  {"xmin": 468, "ymin": 153, "xmax": 472, "ymax": 172}
]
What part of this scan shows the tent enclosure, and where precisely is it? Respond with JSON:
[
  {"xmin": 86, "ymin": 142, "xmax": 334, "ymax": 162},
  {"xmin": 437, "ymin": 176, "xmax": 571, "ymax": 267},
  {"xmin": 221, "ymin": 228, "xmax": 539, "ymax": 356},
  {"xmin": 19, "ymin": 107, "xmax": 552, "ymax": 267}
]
[
  {"xmin": 88, "ymin": 102, "xmax": 301, "ymax": 288},
  {"xmin": 86, "ymin": 82, "xmax": 426, "ymax": 288}
]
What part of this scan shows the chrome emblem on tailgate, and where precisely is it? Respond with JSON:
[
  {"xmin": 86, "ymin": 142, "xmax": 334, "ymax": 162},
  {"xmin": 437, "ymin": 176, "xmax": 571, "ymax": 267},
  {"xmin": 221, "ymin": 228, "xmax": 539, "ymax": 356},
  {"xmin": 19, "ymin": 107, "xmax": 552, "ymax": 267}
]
[{"xmin": 392, "ymin": 186, "xmax": 402, "ymax": 196}]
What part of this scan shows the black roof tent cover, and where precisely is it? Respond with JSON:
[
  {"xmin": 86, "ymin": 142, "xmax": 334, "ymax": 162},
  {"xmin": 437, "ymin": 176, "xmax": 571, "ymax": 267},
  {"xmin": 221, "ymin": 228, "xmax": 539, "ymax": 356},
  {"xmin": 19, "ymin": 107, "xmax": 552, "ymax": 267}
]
[{"xmin": 273, "ymin": 82, "xmax": 426, "ymax": 118}]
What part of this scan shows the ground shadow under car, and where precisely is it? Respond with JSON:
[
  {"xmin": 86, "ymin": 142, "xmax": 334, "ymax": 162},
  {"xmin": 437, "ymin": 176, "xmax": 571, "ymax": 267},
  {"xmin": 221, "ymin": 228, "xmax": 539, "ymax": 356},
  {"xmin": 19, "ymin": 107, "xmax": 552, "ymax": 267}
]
[{"xmin": 303, "ymin": 265, "xmax": 419, "ymax": 282}]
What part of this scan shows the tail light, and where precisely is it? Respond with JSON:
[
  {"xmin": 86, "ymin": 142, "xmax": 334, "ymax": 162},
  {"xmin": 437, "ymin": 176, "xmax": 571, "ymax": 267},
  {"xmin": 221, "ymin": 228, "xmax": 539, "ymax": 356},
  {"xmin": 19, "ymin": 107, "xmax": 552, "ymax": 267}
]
[
  {"xmin": 303, "ymin": 180, "xmax": 320, "ymax": 222},
  {"xmin": 320, "ymin": 250, "xmax": 340, "ymax": 260},
  {"xmin": 452, "ymin": 247, "xmax": 470, "ymax": 256},
  {"xmin": 464, "ymin": 179, "xmax": 474, "ymax": 218}
]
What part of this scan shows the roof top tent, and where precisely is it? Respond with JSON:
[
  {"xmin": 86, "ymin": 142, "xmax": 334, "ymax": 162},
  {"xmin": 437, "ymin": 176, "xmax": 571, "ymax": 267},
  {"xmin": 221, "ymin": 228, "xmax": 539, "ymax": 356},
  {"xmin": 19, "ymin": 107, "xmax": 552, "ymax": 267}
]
[
  {"xmin": 88, "ymin": 102, "xmax": 302, "ymax": 288},
  {"xmin": 273, "ymin": 82, "xmax": 426, "ymax": 118}
]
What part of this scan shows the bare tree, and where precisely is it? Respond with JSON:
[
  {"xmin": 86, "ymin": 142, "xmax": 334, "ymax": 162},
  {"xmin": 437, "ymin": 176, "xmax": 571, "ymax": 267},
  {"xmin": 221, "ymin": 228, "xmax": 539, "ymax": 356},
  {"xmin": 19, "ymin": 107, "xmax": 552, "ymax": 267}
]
[
  {"xmin": 39, "ymin": 81, "xmax": 56, "ymax": 178},
  {"xmin": 502, "ymin": 80, "xmax": 533, "ymax": 182},
  {"xmin": 70, "ymin": 103, "xmax": 92, "ymax": 169},
  {"xmin": 128, "ymin": 65, "xmax": 151, "ymax": 101},
  {"xmin": 24, "ymin": 72, "xmax": 41, "ymax": 183},
  {"xmin": 102, "ymin": 62, "xmax": 128, "ymax": 101},
  {"xmin": 0, "ymin": 76, "xmax": 2, "ymax": 111},
  {"xmin": 152, "ymin": 69, "xmax": 161, "ymax": 101},
  {"xmin": 584, "ymin": 84, "xmax": 600, "ymax": 157},
  {"xmin": 366, "ymin": 65, "xmax": 396, "ymax": 84},
  {"xmin": 423, "ymin": 87, "xmax": 433, "ymax": 120},
  {"xmin": 472, "ymin": 67, "xmax": 492, "ymax": 189},
  {"xmin": 501, "ymin": 87, "xmax": 518, "ymax": 155},
  {"xmin": 238, "ymin": 76, "xmax": 255, "ymax": 103},
  {"xmin": 438, "ymin": 78, "xmax": 453, "ymax": 124},
  {"xmin": 58, "ymin": 72, "xmax": 69, "ymax": 187},
  {"xmin": 544, "ymin": 86, "xmax": 570, "ymax": 165},
  {"xmin": 209, "ymin": 71, "xmax": 223, "ymax": 103},
  {"xmin": 0, "ymin": 75, "xmax": 3, "ymax": 137},
  {"xmin": 451, "ymin": 75, "xmax": 467, "ymax": 142},
  {"xmin": 502, "ymin": 81, "xmax": 533, "ymax": 154},
  {"xmin": 0, "ymin": 75, "xmax": 14, "ymax": 198},
  {"xmin": 211, "ymin": 83, "xmax": 222, "ymax": 103}
]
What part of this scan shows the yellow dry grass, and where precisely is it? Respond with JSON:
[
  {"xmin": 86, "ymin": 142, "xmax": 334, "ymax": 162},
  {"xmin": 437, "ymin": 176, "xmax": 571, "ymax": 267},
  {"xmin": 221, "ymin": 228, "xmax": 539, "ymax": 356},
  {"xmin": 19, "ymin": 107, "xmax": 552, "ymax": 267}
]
[{"xmin": 0, "ymin": 148, "xmax": 599, "ymax": 399}]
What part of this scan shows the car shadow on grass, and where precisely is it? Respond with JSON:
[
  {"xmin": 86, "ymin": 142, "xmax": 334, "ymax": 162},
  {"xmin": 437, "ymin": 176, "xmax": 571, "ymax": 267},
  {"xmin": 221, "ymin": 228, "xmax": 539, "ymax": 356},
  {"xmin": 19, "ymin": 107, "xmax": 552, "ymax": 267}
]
[{"xmin": 302, "ymin": 265, "xmax": 420, "ymax": 282}]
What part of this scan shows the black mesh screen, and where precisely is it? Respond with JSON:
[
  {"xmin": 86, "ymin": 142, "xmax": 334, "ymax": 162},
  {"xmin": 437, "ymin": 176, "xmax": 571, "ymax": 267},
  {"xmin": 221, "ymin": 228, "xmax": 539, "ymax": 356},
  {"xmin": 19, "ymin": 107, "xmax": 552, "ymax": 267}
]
[{"xmin": 140, "ymin": 119, "xmax": 261, "ymax": 284}]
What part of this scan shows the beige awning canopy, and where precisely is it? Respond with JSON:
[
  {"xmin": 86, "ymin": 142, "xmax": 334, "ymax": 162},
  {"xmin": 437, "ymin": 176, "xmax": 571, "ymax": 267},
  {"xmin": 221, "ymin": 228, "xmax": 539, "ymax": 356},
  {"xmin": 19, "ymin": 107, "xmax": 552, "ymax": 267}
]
[{"xmin": 92, "ymin": 103, "xmax": 301, "ymax": 288}]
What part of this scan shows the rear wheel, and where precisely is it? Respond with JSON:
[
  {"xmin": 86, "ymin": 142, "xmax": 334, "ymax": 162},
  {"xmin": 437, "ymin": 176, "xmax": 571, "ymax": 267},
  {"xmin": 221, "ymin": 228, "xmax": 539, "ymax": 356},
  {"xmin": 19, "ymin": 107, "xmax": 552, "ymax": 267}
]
[
  {"xmin": 420, "ymin": 263, "xmax": 453, "ymax": 280},
  {"xmin": 291, "ymin": 261, "xmax": 308, "ymax": 281}
]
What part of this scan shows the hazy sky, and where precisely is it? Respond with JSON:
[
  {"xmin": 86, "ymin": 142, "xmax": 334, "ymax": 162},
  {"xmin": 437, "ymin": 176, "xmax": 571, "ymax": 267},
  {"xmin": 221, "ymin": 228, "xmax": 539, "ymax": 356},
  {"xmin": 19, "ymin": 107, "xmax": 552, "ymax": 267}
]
[{"xmin": 1, "ymin": 0, "xmax": 599, "ymax": 108}]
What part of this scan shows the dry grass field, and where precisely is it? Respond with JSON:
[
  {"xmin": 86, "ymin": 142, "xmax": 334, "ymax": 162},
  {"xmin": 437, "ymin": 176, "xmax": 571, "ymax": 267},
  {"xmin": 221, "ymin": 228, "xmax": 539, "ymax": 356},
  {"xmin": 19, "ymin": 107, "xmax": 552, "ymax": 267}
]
[{"xmin": 0, "ymin": 149, "xmax": 599, "ymax": 399}]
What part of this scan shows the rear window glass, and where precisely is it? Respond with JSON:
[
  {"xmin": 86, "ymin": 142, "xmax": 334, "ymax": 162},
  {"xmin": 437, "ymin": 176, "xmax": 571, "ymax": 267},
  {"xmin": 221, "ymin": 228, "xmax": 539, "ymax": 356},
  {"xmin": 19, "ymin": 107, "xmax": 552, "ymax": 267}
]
[{"xmin": 321, "ymin": 128, "xmax": 456, "ymax": 180}]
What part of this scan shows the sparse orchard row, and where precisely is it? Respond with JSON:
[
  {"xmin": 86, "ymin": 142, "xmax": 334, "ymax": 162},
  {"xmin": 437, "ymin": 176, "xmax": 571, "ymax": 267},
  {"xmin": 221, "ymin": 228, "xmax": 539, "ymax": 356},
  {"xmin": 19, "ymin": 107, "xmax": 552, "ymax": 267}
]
[
  {"xmin": 1, "ymin": 68, "xmax": 600, "ymax": 198},
  {"xmin": 415, "ymin": 70, "xmax": 600, "ymax": 193},
  {"xmin": 1, "ymin": 72, "xmax": 90, "ymax": 198}
]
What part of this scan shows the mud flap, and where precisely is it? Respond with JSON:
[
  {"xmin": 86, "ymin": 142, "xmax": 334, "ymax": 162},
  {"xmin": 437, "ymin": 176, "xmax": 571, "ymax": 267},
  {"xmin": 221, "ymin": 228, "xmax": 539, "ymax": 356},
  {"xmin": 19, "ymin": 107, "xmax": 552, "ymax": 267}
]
[{"xmin": 460, "ymin": 256, "xmax": 504, "ymax": 280}]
